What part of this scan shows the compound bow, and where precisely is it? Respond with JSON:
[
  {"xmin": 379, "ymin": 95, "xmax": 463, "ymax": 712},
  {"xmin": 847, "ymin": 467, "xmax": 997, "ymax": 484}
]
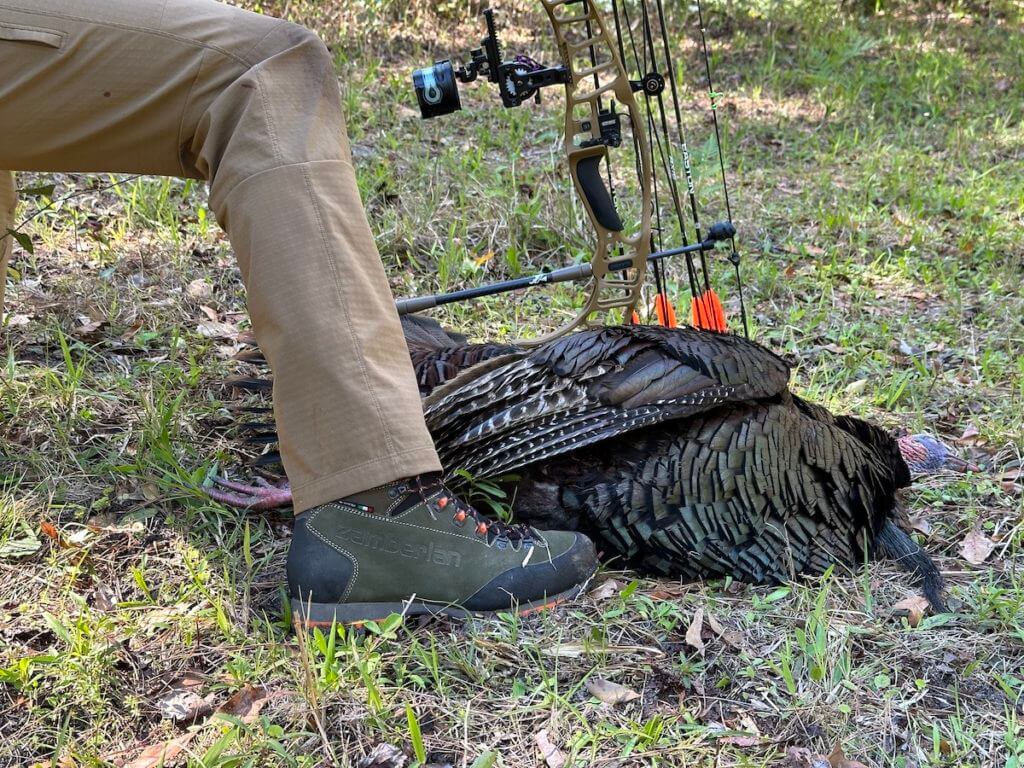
[{"xmin": 408, "ymin": 0, "xmax": 747, "ymax": 341}]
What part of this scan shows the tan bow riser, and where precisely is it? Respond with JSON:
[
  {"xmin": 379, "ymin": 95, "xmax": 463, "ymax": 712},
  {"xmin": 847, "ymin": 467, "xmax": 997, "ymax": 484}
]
[{"xmin": 520, "ymin": 0, "xmax": 654, "ymax": 346}]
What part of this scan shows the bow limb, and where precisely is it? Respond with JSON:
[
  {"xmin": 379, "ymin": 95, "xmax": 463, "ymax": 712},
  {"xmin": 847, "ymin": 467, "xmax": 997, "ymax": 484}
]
[{"xmin": 519, "ymin": 0, "xmax": 653, "ymax": 347}]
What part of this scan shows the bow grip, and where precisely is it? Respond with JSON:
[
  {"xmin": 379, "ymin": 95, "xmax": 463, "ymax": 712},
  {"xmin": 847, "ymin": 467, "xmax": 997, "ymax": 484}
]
[{"xmin": 573, "ymin": 153, "xmax": 624, "ymax": 233}]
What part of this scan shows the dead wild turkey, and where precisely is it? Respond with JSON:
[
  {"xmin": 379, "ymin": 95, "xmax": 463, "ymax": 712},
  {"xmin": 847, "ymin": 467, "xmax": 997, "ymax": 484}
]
[{"xmin": 213, "ymin": 318, "xmax": 972, "ymax": 609}]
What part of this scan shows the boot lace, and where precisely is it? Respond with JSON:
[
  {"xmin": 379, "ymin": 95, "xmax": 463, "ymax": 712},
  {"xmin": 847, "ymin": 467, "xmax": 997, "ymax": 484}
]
[{"xmin": 406, "ymin": 473, "xmax": 533, "ymax": 548}]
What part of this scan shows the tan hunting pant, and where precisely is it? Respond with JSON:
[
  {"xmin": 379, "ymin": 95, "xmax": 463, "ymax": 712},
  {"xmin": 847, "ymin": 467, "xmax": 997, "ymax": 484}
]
[{"xmin": 0, "ymin": 0, "xmax": 441, "ymax": 511}]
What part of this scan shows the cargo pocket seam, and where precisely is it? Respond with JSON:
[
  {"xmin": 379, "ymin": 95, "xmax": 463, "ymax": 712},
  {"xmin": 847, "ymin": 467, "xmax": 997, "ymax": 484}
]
[{"xmin": 0, "ymin": 24, "xmax": 65, "ymax": 50}]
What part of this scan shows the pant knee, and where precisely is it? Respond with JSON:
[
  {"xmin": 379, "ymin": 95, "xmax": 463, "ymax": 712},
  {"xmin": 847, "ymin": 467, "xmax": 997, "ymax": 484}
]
[{"xmin": 252, "ymin": 20, "xmax": 334, "ymax": 79}]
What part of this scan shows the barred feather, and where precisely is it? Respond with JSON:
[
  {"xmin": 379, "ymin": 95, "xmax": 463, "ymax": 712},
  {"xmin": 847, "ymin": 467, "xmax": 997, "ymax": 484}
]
[{"xmin": 226, "ymin": 322, "xmax": 937, "ymax": 604}]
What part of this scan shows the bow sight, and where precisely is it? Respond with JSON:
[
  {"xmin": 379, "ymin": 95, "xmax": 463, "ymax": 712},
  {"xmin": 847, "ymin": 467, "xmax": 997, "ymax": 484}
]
[{"xmin": 412, "ymin": 9, "xmax": 571, "ymax": 118}]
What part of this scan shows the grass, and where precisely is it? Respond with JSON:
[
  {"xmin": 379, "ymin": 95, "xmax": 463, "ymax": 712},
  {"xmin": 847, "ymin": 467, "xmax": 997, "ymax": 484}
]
[{"xmin": 2, "ymin": 0, "xmax": 1023, "ymax": 765}]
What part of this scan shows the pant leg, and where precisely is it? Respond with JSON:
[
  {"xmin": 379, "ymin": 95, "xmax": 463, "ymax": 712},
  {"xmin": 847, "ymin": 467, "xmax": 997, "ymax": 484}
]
[
  {"xmin": 0, "ymin": 172, "xmax": 13, "ymax": 314},
  {"xmin": 0, "ymin": 0, "xmax": 441, "ymax": 510}
]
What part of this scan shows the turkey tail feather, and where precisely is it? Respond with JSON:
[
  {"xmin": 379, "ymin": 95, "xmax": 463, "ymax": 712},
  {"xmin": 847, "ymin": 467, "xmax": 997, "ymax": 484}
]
[{"xmin": 874, "ymin": 520, "xmax": 945, "ymax": 612}]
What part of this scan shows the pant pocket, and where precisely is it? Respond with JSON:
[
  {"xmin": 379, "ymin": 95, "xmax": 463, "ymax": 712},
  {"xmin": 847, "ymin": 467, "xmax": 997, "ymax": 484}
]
[{"xmin": 0, "ymin": 24, "xmax": 65, "ymax": 49}]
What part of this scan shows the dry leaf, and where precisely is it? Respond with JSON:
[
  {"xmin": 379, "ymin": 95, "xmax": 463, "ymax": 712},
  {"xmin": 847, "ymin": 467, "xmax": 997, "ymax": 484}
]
[
  {"xmin": 909, "ymin": 515, "xmax": 932, "ymax": 536},
  {"xmin": 845, "ymin": 379, "xmax": 869, "ymax": 396},
  {"xmin": 541, "ymin": 643, "xmax": 663, "ymax": 658},
  {"xmin": 783, "ymin": 747, "xmax": 831, "ymax": 768},
  {"xmin": 74, "ymin": 318, "xmax": 107, "ymax": 340},
  {"xmin": 123, "ymin": 685, "xmax": 273, "ymax": 768},
  {"xmin": 685, "ymin": 607, "xmax": 705, "ymax": 655},
  {"xmin": 891, "ymin": 595, "xmax": 931, "ymax": 627},
  {"xmin": 1000, "ymin": 466, "xmax": 1023, "ymax": 495},
  {"xmin": 157, "ymin": 689, "xmax": 211, "ymax": 723},
  {"xmin": 956, "ymin": 424, "xmax": 981, "ymax": 444},
  {"xmin": 92, "ymin": 583, "xmax": 117, "ymax": 612},
  {"xmin": 828, "ymin": 743, "xmax": 871, "ymax": 768},
  {"xmin": 534, "ymin": 729, "xmax": 566, "ymax": 768},
  {"xmin": 706, "ymin": 612, "xmax": 725, "ymax": 635},
  {"xmin": 960, "ymin": 529, "xmax": 995, "ymax": 565},
  {"xmin": 187, "ymin": 279, "xmax": 213, "ymax": 300},
  {"xmin": 585, "ymin": 677, "xmax": 641, "ymax": 705},
  {"xmin": 196, "ymin": 320, "xmax": 237, "ymax": 339},
  {"xmin": 588, "ymin": 578, "xmax": 622, "ymax": 601},
  {"xmin": 721, "ymin": 733, "xmax": 760, "ymax": 747},
  {"xmin": 125, "ymin": 735, "xmax": 195, "ymax": 768},
  {"xmin": 474, "ymin": 250, "xmax": 495, "ymax": 266},
  {"xmin": 199, "ymin": 304, "xmax": 219, "ymax": 322},
  {"xmin": 357, "ymin": 743, "xmax": 408, "ymax": 768},
  {"xmin": 219, "ymin": 684, "xmax": 273, "ymax": 720}
]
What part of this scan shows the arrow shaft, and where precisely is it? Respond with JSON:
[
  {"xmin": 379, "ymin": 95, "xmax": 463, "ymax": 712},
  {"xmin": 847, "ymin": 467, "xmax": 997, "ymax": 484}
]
[{"xmin": 395, "ymin": 235, "xmax": 728, "ymax": 316}]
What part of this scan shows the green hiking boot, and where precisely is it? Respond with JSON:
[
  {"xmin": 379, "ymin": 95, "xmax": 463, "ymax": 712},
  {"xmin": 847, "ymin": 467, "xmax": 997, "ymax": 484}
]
[{"xmin": 287, "ymin": 473, "xmax": 598, "ymax": 625}]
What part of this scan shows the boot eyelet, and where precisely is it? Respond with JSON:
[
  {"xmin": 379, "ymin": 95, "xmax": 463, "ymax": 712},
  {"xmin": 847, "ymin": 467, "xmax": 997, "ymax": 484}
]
[{"xmin": 452, "ymin": 510, "xmax": 468, "ymax": 527}]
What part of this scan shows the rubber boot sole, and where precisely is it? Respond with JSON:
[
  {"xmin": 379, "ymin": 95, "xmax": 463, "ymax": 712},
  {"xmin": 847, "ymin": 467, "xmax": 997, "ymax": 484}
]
[{"xmin": 291, "ymin": 584, "xmax": 584, "ymax": 628}]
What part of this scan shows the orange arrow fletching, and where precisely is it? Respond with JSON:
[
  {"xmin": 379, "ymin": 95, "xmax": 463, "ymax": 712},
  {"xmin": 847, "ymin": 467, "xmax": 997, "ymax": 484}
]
[
  {"xmin": 690, "ymin": 290, "xmax": 728, "ymax": 332},
  {"xmin": 654, "ymin": 293, "xmax": 678, "ymax": 328}
]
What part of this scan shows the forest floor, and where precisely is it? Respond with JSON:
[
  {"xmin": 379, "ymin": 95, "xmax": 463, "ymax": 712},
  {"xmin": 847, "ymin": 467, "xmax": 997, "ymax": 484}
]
[{"xmin": 1, "ymin": 1, "xmax": 1022, "ymax": 766}]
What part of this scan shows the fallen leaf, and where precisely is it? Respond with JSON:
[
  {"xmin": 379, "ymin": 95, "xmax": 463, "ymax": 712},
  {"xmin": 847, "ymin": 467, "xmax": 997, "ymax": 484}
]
[
  {"xmin": 186, "ymin": 279, "xmax": 213, "ymax": 300},
  {"xmin": 891, "ymin": 595, "xmax": 931, "ymax": 627},
  {"xmin": 534, "ymin": 729, "xmax": 566, "ymax": 768},
  {"xmin": 92, "ymin": 583, "xmax": 117, "ymax": 612},
  {"xmin": 898, "ymin": 339, "xmax": 919, "ymax": 356},
  {"xmin": 6, "ymin": 313, "xmax": 32, "ymax": 326},
  {"xmin": 219, "ymin": 684, "xmax": 273, "ymax": 720},
  {"xmin": 909, "ymin": 515, "xmax": 933, "ymax": 536},
  {"xmin": 541, "ymin": 643, "xmax": 664, "ymax": 658},
  {"xmin": 196, "ymin": 320, "xmax": 237, "ymax": 339},
  {"xmin": 588, "ymin": 578, "xmax": 622, "ymax": 601},
  {"xmin": 956, "ymin": 424, "xmax": 981, "ymax": 444},
  {"xmin": 123, "ymin": 685, "xmax": 274, "ymax": 768},
  {"xmin": 585, "ymin": 677, "xmax": 641, "ymax": 705},
  {"xmin": 960, "ymin": 529, "xmax": 995, "ymax": 565},
  {"xmin": 157, "ymin": 688, "xmax": 211, "ymax": 723},
  {"xmin": 199, "ymin": 304, "xmax": 219, "ymax": 322},
  {"xmin": 125, "ymin": 734, "xmax": 195, "ymax": 768},
  {"xmin": 828, "ymin": 743, "xmax": 871, "ymax": 768},
  {"xmin": 0, "ymin": 522, "xmax": 41, "ymax": 560},
  {"xmin": 74, "ymin": 317, "xmax": 107, "ymax": 341},
  {"xmin": 474, "ymin": 250, "xmax": 495, "ymax": 266},
  {"xmin": 845, "ymin": 379, "xmax": 869, "ymax": 396},
  {"xmin": 720, "ymin": 733, "xmax": 760, "ymax": 746},
  {"xmin": 783, "ymin": 747, "xmax": 831, "ymax": 768},
  {"xmin": 1000, "ymin": 466, "xmax": 1023, "ymax": 495},
  {"xmin": 685, "ymin": 607, "xmax": 705, "ymax": 655},
  {"xmin": 357, "ymin": 743, "xmax": 408, "ymax": 768}
]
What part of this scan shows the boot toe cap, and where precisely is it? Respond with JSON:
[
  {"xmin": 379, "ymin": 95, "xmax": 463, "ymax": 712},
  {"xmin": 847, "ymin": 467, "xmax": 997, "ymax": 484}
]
[{"xmin": 463, "ymin": 531, "xmax": 598, "ymax": 612}]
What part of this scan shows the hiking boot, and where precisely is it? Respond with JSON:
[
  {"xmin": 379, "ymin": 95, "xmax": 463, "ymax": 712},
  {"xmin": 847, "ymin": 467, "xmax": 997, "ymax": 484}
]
[{"xmin": 287, "ymin": 473, "xmax": 598, "ymax": 625}]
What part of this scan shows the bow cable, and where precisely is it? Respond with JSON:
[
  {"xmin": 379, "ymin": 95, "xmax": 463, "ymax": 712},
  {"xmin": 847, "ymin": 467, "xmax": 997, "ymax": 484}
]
[
  {"xmin": 695, "ymin": 0, "xmax": 748, "ymax": 337},
  {"xmin": 611, "ymin": 0, "xmax": 731, "ymax": 331},
  {"xmin": 612, "ymin": 0, "xmax": 690, "ymax": 326}
]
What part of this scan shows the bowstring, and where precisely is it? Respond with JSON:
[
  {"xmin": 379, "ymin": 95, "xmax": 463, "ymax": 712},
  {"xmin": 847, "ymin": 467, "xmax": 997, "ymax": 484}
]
[
  {"xmin": 614, "ymin": 0, "xmax": 700, "ymax": 312},
  {"xmin": 695, "ymin": 0, "xmax": 749, "ymax": 337}
]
